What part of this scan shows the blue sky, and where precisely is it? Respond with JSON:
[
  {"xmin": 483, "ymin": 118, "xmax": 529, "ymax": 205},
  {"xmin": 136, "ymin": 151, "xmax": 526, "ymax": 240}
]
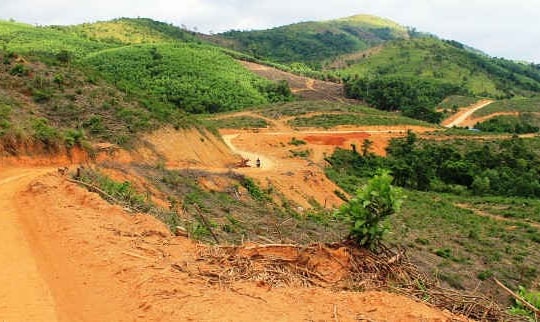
[{"xmin": 1, "ymin": 0, "xmax": 538, "ymax": 63}]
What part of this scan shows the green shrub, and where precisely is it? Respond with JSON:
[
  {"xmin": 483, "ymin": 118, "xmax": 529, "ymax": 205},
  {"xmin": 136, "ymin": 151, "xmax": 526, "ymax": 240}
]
[
  {"xmin": 63, "ymin": 128, "xmax": 85, "ymax": 148},
  {"xmin": 240, "ymin": 176, "xmax": 268, "ymax": 201},
  {"xmin": 335, "ymin": 170, "xmax": 403, "ymax": 249},
  {"xmin": 289, "ymin": 137, "xmax": 307, "ymax": 146},
  {"xmin": 31, "ymin": 118, "xmax": 61, "ymax": 147},
  {"xmin": 477, "ymin": 270, "xmax": 493, "ymax": 281},
  {"xmin": 9, "ymin": 63, "xmax": 28, "ymax": 76},
  {"xmin": 509, "ymin": 286, "xmax": 540, "ymax": 319},
  {"xmin": 32, "ymin": 88, "xmax": 53, "ymax": 103}
]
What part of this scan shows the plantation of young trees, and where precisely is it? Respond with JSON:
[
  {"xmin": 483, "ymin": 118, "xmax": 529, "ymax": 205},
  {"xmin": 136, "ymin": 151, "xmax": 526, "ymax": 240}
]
[{"xmin": 83, "ymin": 43, "xmax": 293, "ymax": 114}]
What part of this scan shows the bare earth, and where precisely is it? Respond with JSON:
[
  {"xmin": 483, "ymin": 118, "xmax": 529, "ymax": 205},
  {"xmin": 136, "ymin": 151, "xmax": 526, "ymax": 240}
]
[
  {"xmin": 441, "ymin": 99, "xmax": 494, "ymax": 128},
  {"xmin": 0, "ymin": 168, "xmax": 464, "ymax": 321}
]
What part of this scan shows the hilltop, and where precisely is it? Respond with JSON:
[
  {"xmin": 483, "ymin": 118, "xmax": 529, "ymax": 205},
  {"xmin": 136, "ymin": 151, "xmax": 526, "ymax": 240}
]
[{"xmin": 214, "ymin": 14, "xmax": 409, "ymax": 67}]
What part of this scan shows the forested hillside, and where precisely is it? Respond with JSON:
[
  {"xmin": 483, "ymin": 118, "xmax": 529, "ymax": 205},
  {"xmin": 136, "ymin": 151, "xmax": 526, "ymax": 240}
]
[
  {"xmin": 337, "ymin": 38, "xmax": 540, "ymax": 98},
  {"xmin": 217, "ymin": 14, "xmax": 409, "ymax": 67},
  {"xmin": 0, "ymin": 18, "xmax": 292, "ymax": 136}
]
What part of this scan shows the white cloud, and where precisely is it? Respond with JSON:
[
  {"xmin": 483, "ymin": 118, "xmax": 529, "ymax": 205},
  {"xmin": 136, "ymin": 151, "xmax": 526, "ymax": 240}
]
[{"xmin": 0, "ymin": 0, "xmax": 538, "ymax": 62}]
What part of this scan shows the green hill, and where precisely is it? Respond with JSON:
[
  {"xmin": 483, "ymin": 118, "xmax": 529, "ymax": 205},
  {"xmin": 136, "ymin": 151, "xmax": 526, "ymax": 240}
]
[
  {"xmin": 49, "ymin": 17, "xmax": 197, "ymax": 45},
  {"xmin": 216, "ymin": 14, "xmax": 409, "ymax": 67},
  {"xmin": 336, "ymin": 37, "xmax": 540, "ymax": 97},
  {"xmin": 0, "ymin": 20, "xmax": 111, "ymax": 58}
]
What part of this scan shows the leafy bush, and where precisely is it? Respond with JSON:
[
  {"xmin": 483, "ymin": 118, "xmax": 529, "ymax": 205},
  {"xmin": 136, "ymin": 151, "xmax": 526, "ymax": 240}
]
[
  {"xmin": 32, "ymin": 88, "xmax": 53, "ymax": 103},
  {"xmin": 289, "ymin": 137, "xmax": 306, "ymax": 146},
  {"xmin": 9, "ymin": 63, "xmax": 28, "ymax": 76},
  {"xmin": 0, "ymin": 103, "xmax": 12, "ymax": 135},
  {"xmin": 238, "ymin": 176, "xmax": 268, "ymax": 201},
  {"xmin": 509, "ymin": 286, "xmax": 540, "ymax": 319},
  {"xmin": 31, "ymin": 117, "xmax": 62, "ymax": 148},
  {"xmin": 335, "ymin": 170, "xmax": 403, "ymax": 249}
]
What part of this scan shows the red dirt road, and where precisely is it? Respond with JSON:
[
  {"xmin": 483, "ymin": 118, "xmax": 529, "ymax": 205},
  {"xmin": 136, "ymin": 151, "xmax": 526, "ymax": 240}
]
[{"xmin": 0, "ymin": 168, "xmax": 58, "ymax": 322}]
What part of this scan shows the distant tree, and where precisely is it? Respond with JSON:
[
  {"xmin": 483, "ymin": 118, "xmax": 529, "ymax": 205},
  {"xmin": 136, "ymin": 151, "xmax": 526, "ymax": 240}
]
[{"xmin": 360, "ymin": 139, "xmax": 374, "ymax": 157}]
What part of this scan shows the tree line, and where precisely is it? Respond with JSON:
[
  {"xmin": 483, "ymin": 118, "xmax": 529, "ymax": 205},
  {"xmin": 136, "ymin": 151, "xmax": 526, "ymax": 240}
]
[
  {"xmin": 326, "ymin": 131, "xmax": 540, "ymax": 198},
  {"xmin": 343, "ymin": 75, "xmax": 466, "ymax": 123}
]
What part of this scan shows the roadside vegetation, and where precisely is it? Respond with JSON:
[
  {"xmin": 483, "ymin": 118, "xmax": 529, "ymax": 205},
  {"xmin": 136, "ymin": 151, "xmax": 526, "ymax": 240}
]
[
  {"xmin": 438, "ymin": 95, "xmax": 481, "ymax": 110},
  {"xmin": 475, "ymin": 114, "xmax": 540, "ymax": 134},
  {"xmin": 203, "ymin": 116, "xmax": 269, "ymax": 129}
]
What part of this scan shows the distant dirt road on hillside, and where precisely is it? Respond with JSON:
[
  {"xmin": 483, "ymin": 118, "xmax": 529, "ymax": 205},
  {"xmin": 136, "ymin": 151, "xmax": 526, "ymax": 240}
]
[{"xmin": 442, "ymin": 99, "xmax": 494, "ymax": 128}]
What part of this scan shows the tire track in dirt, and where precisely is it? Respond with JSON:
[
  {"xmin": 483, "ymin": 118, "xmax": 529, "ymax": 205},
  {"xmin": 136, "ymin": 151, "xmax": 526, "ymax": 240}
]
[
  {"xmin": 0, "ymin": 168, "xmax": 58, "ymax": 322},
  {"xmin": 222, "ymin": 134, "xmax": 275, "ymax": 169}
]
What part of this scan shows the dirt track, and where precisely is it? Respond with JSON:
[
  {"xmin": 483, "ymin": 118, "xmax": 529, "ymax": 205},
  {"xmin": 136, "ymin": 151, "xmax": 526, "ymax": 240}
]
[
  {"xmin": 441, "ymin": 99, "xmax": 494, "ymax": 128},
  {"xmin": 0, "ymin": 168, "xmax": 58, "ymax": 321},
  {"xmin": 0, "ymin": 168, "xmax": 464, "ymax": 321}
]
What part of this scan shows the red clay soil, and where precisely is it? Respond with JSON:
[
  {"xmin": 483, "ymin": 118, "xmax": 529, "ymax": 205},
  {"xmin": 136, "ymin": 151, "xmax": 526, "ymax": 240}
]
[
  {"xmin": 142, "ymin": 127, "xmax": 240, "ymax": 169},
  {"xmin": 304, "ymin": 132, "xmax": 370, "ymax": 145},
  {"xmin": 0, "ymin": 168, "xmax": 467, "ymax": 321},
  {"xmin": 218, "ymin": 122, "xmax": 436, "ymax": 208}
]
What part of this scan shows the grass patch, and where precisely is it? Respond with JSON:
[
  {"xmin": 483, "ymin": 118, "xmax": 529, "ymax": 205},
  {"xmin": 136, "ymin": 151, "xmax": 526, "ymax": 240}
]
[
  {"xmin": 288, "ymin": 112, "xmax": 431, "ymax": 128},
  {"xmin": 255, "ymin": 101, "xmax": 379, "ymax": 118},
  {"xmin": 472, "ymin": 97, "xmax": 540, "ymax": 117},
  {"xmin": 438, "ymin": 95, "xmax": 480, "ymax": 109}
]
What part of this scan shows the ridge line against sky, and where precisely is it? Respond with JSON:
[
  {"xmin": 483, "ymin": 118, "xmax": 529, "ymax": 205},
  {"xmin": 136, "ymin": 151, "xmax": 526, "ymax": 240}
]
[{"xmin": 0, "ymin": 0, "xmax": 538, "ymax": 63}]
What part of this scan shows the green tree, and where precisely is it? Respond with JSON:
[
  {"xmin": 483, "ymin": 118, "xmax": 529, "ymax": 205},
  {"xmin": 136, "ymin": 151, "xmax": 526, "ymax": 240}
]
[
  {"xmin": 360, "ymin": 139, "xmax": 374, "ymax": 157},
  {"xmin": 336, "ymin": 170, "xmax": 404, "ymax": 250}
]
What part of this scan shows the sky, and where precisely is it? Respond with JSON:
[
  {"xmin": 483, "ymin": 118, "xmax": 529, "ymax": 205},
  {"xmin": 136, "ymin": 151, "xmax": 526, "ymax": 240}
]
[{"xmin": 1, "ymin": 0, "xmax": 538, "ymax": 63}]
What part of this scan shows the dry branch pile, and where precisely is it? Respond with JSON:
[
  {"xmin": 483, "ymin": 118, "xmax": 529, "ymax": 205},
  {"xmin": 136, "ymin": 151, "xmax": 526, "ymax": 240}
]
[{"xmin": 190, "ymin": 242, "xmax": 514, "ymax": 321}]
